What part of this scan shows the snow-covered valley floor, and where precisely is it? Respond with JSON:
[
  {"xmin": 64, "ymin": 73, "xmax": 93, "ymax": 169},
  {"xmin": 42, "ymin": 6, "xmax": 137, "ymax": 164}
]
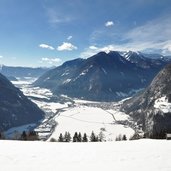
[
  {"xmin": 0, "ymin": 139, "xmax": 171, "ymax": 171},
  {"xmin": 10, "ymin": 79, "xmax": 137, "ymax": 141}
]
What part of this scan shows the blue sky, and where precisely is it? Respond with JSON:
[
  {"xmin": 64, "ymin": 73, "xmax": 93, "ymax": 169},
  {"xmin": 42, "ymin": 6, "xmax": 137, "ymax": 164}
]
[{"xmin": 0, "ymin": 0, "xmax": 171, "ymax": 67}]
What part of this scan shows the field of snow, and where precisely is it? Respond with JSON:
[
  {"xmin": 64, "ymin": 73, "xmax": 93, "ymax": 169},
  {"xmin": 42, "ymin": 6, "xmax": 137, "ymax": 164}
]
[
  {"xmin": 0, "ymin": 139, "xmax": 171, "ymax": 171},
  {"xmin": 50, "ymin": 105, "xmax": 134, "ymax": 141}
]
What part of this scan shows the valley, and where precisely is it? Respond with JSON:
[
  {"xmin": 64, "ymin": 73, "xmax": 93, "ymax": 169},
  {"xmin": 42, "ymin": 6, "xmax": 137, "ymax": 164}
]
[{"xmin": 8, "ymin": 78, "xmax": 138, "ymax": 141}]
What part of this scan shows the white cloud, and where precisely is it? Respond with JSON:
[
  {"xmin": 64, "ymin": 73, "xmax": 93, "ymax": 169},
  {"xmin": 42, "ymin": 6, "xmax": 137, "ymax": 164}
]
[
  {"xmin": 39, "ymin": 44, "xmax": 54, "ymax": 50},
  {"xmin": 105, "ymin": 21, "xmax": 114, "ymax": 27},
  {"xmin": 124, "ymin": 14, "xmax": 171, "ymax": 54},
  {"xmin": 67, "ymin": 36, "xmax": 73, "ymax": 40},
  {"xmin": 89, "ymin": 46, "xmax": 98, "ymax": 50},
  {"xmin": 80, "ymin": 45, "xmax": 116, "ymax": 58},
  {"xmin": 83, "ymin": 14, "xmax": 171, "ymax": 57},
  {"xmin": 41, "ymin": 57, "xmax": 62, "ymax": 64},
  {"xmin": 80, "ymin": 40, "xmax": 171, "ymax": 58},
  {"xmin": 57, "ymin": 42, "xmax": 77, "ymax": 51},
  {"xmin": 0, "ymin": 55, "xmax": 3, "ymax": 59}
]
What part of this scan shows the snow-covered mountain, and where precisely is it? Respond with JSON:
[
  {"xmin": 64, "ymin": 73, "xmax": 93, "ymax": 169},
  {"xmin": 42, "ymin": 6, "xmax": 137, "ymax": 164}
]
[
  {"xmin": 122, "ymin": 51, "xmax": 168, "ymax": 69},
  {"xmin": 0, "ymin": 65, "xmax": 50, "ymax": 78},
  {"xmin": 34, "ymin": 51, "xmax": 170, "ymax": 101},
  {"xmin": 0, "ymin": 73, "xmax": 44, "ymax": 131},
  {"xmin": 121, "ymin": 63, "xmax": 171, "ymax": 138}
]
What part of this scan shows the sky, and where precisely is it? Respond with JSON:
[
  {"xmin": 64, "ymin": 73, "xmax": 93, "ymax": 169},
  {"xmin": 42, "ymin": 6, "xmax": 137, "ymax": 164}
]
[{"xmin": 0, "ymin": 0, "xmax": 171, "ymax": 67}]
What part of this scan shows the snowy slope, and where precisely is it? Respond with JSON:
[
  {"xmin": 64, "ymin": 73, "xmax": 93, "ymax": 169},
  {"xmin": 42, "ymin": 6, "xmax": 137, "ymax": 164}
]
[
  {"xmin": 0, "ymin": 140, "xmax": 171, "ymax": 171},
  {"xmin": 154, "ymin": 96, "xmax": 171, "ymax": 113}
]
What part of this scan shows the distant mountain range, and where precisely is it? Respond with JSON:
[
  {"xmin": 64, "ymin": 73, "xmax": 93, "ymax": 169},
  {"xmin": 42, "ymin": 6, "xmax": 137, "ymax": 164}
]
[
  {"xmin": 0, "ymin": 65, "xmax": 50, "ymax": 78},
  {"xmin": 0, "ymin": 73, "xmax": 44, "ymax": 131},
  {"xmin": 34, "ymin": 51, "xmax": 171, "ymax": 101},
  {"xmin": 122, "ymin": 63, "xmax": 171, "ymax": 138}
]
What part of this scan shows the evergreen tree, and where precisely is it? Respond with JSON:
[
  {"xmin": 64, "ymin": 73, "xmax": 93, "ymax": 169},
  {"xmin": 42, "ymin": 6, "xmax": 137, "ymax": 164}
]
[
  {"xmin": 64, "ymin": 132, "xmax": 71, "ymax": 142},
  {"xmin": 78, "ymin": 132, "xmax": 82, "ymax": 142},
  {"xmin": 21, "ymin": 131, "xmax": 27, "ymax": 140},
  {"xmin": 115, "ymin": 134, "xmax": 122, "ymax": 141},
  {"xmin": 66, "ymin": 132, "xmax": 71, "ymax": 142},
  {"xmin": 64, "ymin": 132, "xmax": 68, "ymax": 142},
  {"xmin": 73, "ymin": 132, "xmax": 78, "ymax": 142},
  {"xmin": 98, "ymin": 131, "xmax": 105, "ymax": 142},
  {"xmin": 122, "ymin": 134, "xmax": 127, "ymax": 141},
  {"xmin": 58, "ymin": 133, "xmax": 64, "ymax": 142},
  {"xmin": 82, "ymin": 133, "xmax": 88, "ymax": 142},
  {"xmin": 90, "ymin": 131, "xmax": 97, "ymax": 142}
]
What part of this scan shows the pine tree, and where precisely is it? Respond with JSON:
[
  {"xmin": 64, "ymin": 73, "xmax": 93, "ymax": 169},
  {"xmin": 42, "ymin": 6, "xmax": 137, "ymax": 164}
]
[
  {"xmin": 115, "ymin": 134, "xmax": 122, "ymax": 141},
  {"xmin": 82, "ymin": 133, "xmax": 88, "ymax": 142},
  {"xmin": 66, "ymin": 132, "xmax": 71, "ymax": 142},
  {"xmin": 78, "ymin": 132, "xmax": 82, "ymax": 142},
  {"xmin": 21, "ymin": 131, "xmax": 27, "ymax": 140},
  {"xmin": 73, "ymin": 132, "xmax": 78, "ymax": 142},
  {"xmin": 90, "ymin": 131, "xmax": 97, "ymax": 142},
  {"xmin": 98, "ymin": 131, "xmax": 105, "ymax": 142},
  {"xmin": 64, "ymin": 132, "xmax": 68, "ymax": 142},
  {"xmin": 122, "ymin": 134, "xmax": 127, "ymax": 141},
  {"xmin": 64, "ymin": 132, "xmax": 71, "ymax": 142},
  {"xmin": 58, "ymin": 133, "xmax": 64, "ymax": 142}
]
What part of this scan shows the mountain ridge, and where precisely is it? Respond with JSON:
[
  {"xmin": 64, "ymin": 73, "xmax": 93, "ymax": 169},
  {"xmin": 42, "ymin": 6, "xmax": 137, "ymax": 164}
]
[
  {"xmin": 0, "ymin": 73, "xmax": 44, "ymax": 131},
  {"xmin": 121, "ymin": 63, "xmax": 171, "ymax": 138},
  {"xmin": 34, "ymin": 51, "xmax": 171, "ymax": 101},
  {"xmin": 0, "ymin": 65, "xmax": 50, "ymax": 78}
]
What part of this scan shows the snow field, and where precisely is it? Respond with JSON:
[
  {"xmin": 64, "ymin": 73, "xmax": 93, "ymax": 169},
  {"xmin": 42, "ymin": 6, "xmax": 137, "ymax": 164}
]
[
  {"xmin": 0, "ymin": 139, "xmax": 171, "ymax": 171},
  {"xmin": 50, "ymin": 105, "xmax": 134, "ymax": 141}
]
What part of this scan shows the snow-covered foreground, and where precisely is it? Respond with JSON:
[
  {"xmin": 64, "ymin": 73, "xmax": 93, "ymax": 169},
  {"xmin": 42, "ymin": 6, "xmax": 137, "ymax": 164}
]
[{"xmin": 0, "ymin": 139, "xmax": 171, "ymax": 171}]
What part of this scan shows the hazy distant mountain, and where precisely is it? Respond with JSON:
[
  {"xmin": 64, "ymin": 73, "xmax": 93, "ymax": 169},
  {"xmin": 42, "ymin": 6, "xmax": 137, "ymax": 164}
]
[
  {"xmin": 0, "ymin": 65, "xmax": 50, "ymax": 78},
  {"xmin": 0, "ymin": 73, "xmax": 44, "ymax": 131},
  {"xmin": 6, "ymin": 76, "xmax": 18, "ymax": 81},
  {"xmin": 122, "ymin": 63, "xmax": 171, "ymax": 138},
  {"xmin": 34, "ymin": 51, "xmax": 170, "ymax": 101}
]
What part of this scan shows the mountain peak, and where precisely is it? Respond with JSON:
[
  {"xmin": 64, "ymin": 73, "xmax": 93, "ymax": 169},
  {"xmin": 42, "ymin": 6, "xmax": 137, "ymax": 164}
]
[{"xmin": 34, "ymin": 51, "xmax": 170, "ymax": 101}]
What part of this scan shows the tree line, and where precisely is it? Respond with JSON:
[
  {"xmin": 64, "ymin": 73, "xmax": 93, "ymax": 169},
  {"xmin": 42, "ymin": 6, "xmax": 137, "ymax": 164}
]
[
  {"xmin": 1, "ymin": 130, "xmax": 142, "ymax": 142},
  {"xmin": 50, "ymin": 131, "xmax": 129, "ymax": 142},
  {"xmin": 50, "ymin": 131, "xmax": 104, "ymax": 142},
  {"xmin": 0, "ymin": 130, "xmax": 39, "ymax": 141}
]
